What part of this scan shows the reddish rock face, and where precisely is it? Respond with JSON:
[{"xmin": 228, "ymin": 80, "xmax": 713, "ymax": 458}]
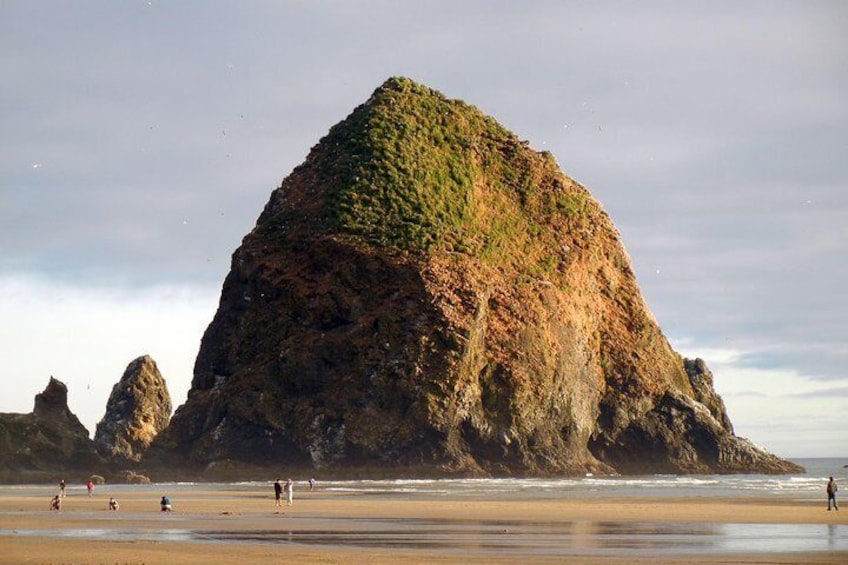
[
  {"xmin": 153, "ymin": 77, "xmax": 801, "ymax": 476},
  {"xmin": 95, "ymin": 355, "xmax": 172, "ymax": 462}
]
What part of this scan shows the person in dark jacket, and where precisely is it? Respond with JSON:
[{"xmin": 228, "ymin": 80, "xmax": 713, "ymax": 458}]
[
  {"xmin": 827, "ymin": 477, "xmax": 839, "ymax": 511},
  {"xmin": 274, "ymin": 479, "xmax": 283, "ymax": 507}
]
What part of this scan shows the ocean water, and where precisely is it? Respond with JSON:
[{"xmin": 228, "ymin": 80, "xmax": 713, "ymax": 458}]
[
  {"xmin": 9, "ymin": 458, "xmax": 844, "ymax": 502},
  {"xmin": 26, "ymin": 456, "xmax": 837, "ymax": 503},
  {"xmin": 263, "ymin": 457, "xmax": 848, "ymax": 502}
]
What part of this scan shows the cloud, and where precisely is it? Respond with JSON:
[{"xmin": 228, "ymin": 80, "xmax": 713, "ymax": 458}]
[
  {"xmin": 792, "ymin": 386, "xmax": 848, "ymax": 400},
  {"xmin": 0, "ymin": 274, "xmax": 219, "ymax": 436}
]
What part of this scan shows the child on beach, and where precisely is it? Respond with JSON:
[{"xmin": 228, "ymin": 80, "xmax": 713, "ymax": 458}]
[
  {"xmin": 109, "ymin": 497, "xmax": 119, "ymax": 511},
  {"xmin": 160, "ymin": 496, "xmax": 172, "ymax": 512},
  {"xmin": 50, "ymin": 495, "xmax": 61, "ymax": 511}
]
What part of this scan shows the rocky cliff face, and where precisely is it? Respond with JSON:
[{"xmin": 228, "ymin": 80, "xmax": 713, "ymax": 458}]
[
  {"xmin": 95, "ymin": 355, "xmax": 172, "ymax": 462},
  {"xmin": 589, "ymin": 359, "xmax": 793, "ymax": 474},
  {"xmin": 155, "ymin": 77, "xmax": 801, "ymax": 476},
  {"xmin": 0, "ymin": 377, "xmax": 102, "ymax": 473}
]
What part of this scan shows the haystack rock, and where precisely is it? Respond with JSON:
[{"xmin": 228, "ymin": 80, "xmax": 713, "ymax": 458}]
[
  {"xmin": 155, "ymin": 77, "xmax": 802, "ymax": 476},
  {"xmin": 95, "ymin": 355, "xmax": 172, "ymax": 462},
  {"xmin": 0, "ymin": 377, "xmax": 102, "ymax": 475}
]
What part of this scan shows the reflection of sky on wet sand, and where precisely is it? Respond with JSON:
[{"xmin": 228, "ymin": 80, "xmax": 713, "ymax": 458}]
[{"xmin": 3, "ymin": 520, "xmax": 845, "ymax": 557}]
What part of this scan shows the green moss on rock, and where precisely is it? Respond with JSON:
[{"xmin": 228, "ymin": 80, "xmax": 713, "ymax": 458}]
[{"xmin": 282, "ymin": 76, "xmax": 593, "ymax": 277}]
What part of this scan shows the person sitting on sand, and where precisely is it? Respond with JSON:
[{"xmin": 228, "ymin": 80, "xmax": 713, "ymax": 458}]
[
  {"xmin": 160, "ymin": 496, "xmax": 172, "ymax": 512},
  {"xmin": 108, "ymin": 497, "xmax": 119, "ymax": 511},
  {"xmin": 50, "ymin": 495, "xmax": 61, "ymax": 511}
]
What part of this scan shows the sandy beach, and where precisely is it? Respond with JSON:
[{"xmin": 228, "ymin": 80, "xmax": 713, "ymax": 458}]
[{"xmin": 0, "ymin": 484, "xmax": 845, "ymax": 564}]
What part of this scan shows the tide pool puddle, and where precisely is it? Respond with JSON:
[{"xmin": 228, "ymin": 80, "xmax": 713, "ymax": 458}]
[{"xmin": 2, "ymin": 520, "xmax": 845, "ymax": 556}]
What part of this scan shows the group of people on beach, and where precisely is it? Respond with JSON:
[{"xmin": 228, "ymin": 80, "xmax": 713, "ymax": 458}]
[
  {"xmin": 49, "ymin": 475, "xmax": 322, "ymax": 513},
  {"xmin": 274, "ymin": 478, "xmax": 294, "ymax": 507},
  {"xmin": 273, "ymin": 477, "xmax": 315, "ymax": 507},
  {"xmin": 49, "ymin": 491, "xmax": 160, "ymax": 512},
  {"xmin": 49, "ymin": 477, "xmax": 168, "ymax": 513},
  {"xmin": 51, "ymin": 479, "xmax": 68, "ymax": 510},
  {"xmin": 57, "ymin": 478, "xmax": 95, "ymax": 498},
  {"xmin": 46, "ymin": 476, "xmax": 838, "ymax": 513}
]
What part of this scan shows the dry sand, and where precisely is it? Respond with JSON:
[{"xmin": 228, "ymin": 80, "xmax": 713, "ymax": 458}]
[{"xmin": 0, "ymin": 485, "xmax": 845, "ymax": 564}]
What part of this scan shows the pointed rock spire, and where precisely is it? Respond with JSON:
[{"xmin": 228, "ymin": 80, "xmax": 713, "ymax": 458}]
[{"xmin": 95, "ymin": 355, "xmax": 172, "ymax": 462}]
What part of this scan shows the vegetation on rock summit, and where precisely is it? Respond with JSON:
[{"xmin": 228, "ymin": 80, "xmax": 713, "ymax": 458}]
[{"xmin": 280, "ymin": 77, "xmax": 597, "ymax": 277}]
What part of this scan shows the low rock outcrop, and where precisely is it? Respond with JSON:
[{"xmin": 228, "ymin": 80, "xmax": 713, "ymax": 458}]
[
  {"xmin": 95, "ymin": 355, "xmax": 172, "ymax": 462},
  {"xmin": 153, "ymin": 77, "xmax": 802, "ymax": 476},
  {"xmin": 113, "ymin": 470, "xmax": 151, "ymax": 484},
  {"xmin": 0, "ymin": 377, "xmax": 102, "ymax": 476}
]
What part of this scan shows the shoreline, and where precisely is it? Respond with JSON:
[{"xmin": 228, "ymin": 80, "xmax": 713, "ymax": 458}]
[
  {"xmin": 0, "ymin": 484, "xmax": 846, "ymax": 564},
  {"xmin": 2, "ymin": 455, "xmax": 839, "ymax": 486}
]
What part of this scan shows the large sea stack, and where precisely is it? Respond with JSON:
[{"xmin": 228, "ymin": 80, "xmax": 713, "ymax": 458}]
[
  {"xmin": 156, "ymin": 77, "xmax": 801, "ymax": 476},
  {"xmin": 95, "ymin": 355, "xmax": 172, "ymax": 462}
]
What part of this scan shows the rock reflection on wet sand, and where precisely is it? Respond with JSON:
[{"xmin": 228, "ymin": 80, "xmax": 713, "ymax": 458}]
[{"xmin": 3, "ymin": 519, "xmax": 845, "ymax": 556}]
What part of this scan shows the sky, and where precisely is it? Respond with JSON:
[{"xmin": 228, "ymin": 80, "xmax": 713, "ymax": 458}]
[{"xmin": 1, "ymin": 1, "xmax": 846, "ymax": 459}]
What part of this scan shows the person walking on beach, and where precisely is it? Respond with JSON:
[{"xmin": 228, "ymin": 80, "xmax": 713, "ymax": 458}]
[
  {"xmin": 285, "ymin": 478, "xmax": 294, "ymax": 506},
  {"xmin": 59, "ymin": 479, "xmax": 66, "ymax": 498},
  {"xmin": 274, "ymin": 479, "xmax": 283, "ymax": 507},
  {"xmin": 309, "ymin": 477, "xmax": 315, "ymax": 491},
  {"xmin": 827, "ymin": 477, "xmax": 838, "ymax": 510},
  {"xmin": 86, "ymin": 480, "xmax": 94, "ymax": 497}
]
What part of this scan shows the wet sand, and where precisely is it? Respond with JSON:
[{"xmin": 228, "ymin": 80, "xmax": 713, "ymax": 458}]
[{"xmin": 0, "ymin": 485, "xmax": 845, "ymax": 564}]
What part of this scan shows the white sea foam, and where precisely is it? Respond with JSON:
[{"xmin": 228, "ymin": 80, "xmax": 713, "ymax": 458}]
[
  {"xmin": 6, "ymin": 459, "xmax": 841, "ymax": 502},
  {"xmin": 288, "ymin": 458, "xmax": 845, "ymax": 501}
]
